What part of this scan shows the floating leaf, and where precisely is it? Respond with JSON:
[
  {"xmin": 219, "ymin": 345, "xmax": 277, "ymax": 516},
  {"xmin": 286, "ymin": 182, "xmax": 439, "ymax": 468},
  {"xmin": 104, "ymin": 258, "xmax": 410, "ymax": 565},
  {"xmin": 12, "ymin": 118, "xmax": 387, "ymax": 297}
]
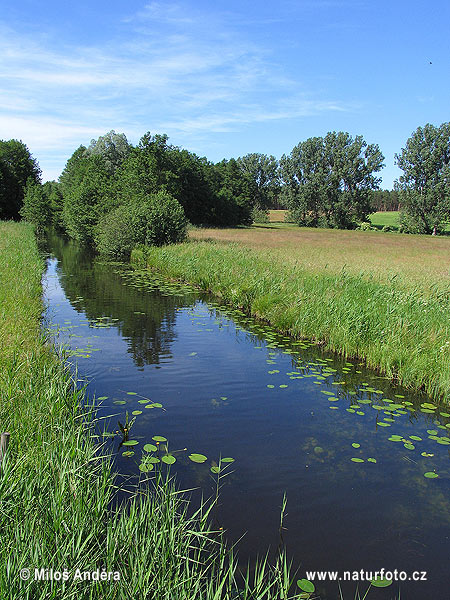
[
  {"xmin": 410, "ymin": 435, "xmax": 422, "ymax": 441},
  {"xmin": 122, "ymin": 440, "xmax": 139, "ymax": 446},
  {"xmin": 221, "ymin": 457, "xmax": 235, "ymax": 463},
  {"xmin": 371, "ymin": 577, "xmax": 392, "ymax": 588},
  {"xmin": 97, "ymin": 396, "xmax": 108, "ymax": 400},
  {"xmin": 189, "ymin": 453, "xmax": 208, "ymax": 463},
  {"xmin": 132, "ymin": 410, "xmax": 142, "ymax": 416},
  {"xmin": 297, "ymin": 579, "xmax": 315, "ymax": 593},
  {"xmin": 424, "ymin": 472, "xmax": 438, "ymax": 479},
  {"xmin": 152, "ymin": 436, "xmax": 167, "ymax": 442},
  {"xmin": 189, "ymin": 352, "xmax": 198, "ymax": 356},
  {"xmin": 122, "ymin": 451, "xmax": 134, "ymax": 457},
  {"xmin": 427, "ymin": 429, "xmax": 438, "ymax": 435},
  {"xmin": 139, "ymin": 463, "xmax": 154, "ymax": 472},
  {"xmin": 162, "ymin": 455, "xmax": 176, "ymax": 465},
  {"xmin": 143, "ymin": 444, "xmax": 157, "ymax": 452},
  {"xmin": 147, "ymin": 457, "xmax": 160, "ymax": 464},
  {"xmin": 351, "ymin": 443, "xmax": 360, "ymax": 448},
  {"xmin": 351, "ymin": 458, "xmax": 364, "ymax": 463},
  {"xmin": 113, "ymin": 400, "xmax": 126, "ymax": 405},
  {"xmin": 126, "ymin": 392, "xmax": 137, "ymax": 395},
  {"xmin": 367, "ymin": 458, "xmax": 377, "ymax": 463},
  {"xmin": 211, "ymin": 466, "xmax": 220, "ymax": 474}
]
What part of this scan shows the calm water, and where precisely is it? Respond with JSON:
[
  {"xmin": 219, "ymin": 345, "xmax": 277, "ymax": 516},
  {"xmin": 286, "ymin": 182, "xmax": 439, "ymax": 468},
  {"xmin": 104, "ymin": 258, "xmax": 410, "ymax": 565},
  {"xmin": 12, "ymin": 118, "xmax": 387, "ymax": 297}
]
[{"xmin": 42, "ymin": 233, "xmax": 450, "ymax": 599}]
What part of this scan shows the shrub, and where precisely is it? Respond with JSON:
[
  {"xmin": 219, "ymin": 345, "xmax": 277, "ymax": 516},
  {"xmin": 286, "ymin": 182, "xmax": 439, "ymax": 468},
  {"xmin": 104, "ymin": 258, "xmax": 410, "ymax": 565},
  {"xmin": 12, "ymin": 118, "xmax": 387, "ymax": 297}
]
[
  {"xmin": 358, "ymin": 222, "xmax": 376, "ymax": 231},
  {"xmin": 251, "ymin": 207, "xmax": 269, "ymax": 223},
  {"xmin": 96, "ymin": 191, "xmax": 187, "ymax": 258}
]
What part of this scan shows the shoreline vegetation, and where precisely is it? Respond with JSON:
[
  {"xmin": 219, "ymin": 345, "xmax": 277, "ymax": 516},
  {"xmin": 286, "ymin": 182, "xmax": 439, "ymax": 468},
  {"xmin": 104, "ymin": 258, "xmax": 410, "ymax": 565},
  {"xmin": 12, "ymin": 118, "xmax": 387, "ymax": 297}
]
[
  {"xmin": 131, "ymin": 228, "xmax": 450, "ymax": 401},
  {"xmin": 0, "ymin": 222, "xmax": 310, "ymax": 600}
]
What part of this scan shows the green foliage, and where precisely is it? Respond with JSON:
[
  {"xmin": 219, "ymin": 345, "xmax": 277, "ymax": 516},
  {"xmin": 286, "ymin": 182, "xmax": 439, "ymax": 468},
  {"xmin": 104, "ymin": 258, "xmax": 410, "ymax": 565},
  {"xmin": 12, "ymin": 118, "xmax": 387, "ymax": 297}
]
[
  {"xmin": 395, "ymin": 122, "xmax": 450, "ymax": 234},
  {"xmin": 237, "ymin": 152, "xmax": 279, "ymax": 210},
  {"xmin": 85, "ymin": 130, "xmax": 131, "ymax": 174},
  {"xmin": 0, "ymin": 139, "xmax": 41, "ymax": 220},
  {"xmin": 251, "ymin": 207, "xmax": 270, "ymax": 223},
  {"xmin": 61, "ymin": 153, "xmax": 114, "ymax": 244},
  {"xmin": 280, "ymin": 132, "xmax": 384, "ymax": 229},
  {"xmin": 96, "ymin": 191, "xmax": 187, "ymax": 258},
  {"xmin": 19, "ymin": 181, "xmax": 50, "ymax": 232}
]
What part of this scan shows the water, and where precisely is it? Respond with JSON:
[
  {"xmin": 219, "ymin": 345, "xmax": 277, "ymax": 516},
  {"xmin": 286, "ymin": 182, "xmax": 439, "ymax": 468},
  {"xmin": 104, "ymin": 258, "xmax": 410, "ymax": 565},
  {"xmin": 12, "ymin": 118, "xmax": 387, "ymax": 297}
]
[{"xmin": 42, "ymin": 233, "xmax": 450, "ymax": 599}]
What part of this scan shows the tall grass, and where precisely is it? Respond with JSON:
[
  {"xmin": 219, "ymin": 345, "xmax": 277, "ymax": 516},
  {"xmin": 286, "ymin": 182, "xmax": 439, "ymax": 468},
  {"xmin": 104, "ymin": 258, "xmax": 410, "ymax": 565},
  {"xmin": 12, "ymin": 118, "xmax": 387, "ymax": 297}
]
[
  {"xmin": 0, "ymin": 222, "xmax": 307, "ymax": 599},
  {"xmin": 132, "ymin": 240, "xmax": 450, "ymax": 401}
]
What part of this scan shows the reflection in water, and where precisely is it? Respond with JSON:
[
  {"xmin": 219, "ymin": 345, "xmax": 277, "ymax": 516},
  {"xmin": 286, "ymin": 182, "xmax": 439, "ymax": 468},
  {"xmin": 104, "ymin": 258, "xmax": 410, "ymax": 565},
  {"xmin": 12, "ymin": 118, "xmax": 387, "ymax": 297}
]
[{"xmin": 43, "ymin": 231, "xmax": 450, "ymax": 600}]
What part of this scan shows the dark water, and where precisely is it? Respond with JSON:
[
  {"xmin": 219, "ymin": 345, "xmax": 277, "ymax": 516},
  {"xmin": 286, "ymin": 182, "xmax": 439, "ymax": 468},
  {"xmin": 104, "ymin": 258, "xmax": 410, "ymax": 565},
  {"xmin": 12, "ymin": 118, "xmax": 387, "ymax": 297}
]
[{"xmin": 42, "ymin": 233, "xmax": 450, "ymax": 600}]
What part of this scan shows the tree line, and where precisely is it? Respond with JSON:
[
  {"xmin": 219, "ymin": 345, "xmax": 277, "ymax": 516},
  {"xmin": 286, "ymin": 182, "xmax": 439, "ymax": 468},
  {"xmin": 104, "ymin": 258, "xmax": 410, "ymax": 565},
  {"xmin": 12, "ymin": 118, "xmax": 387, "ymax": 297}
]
[{"xmin": 2, "ymin": 121, "xmax": 450, "ymax": 251}]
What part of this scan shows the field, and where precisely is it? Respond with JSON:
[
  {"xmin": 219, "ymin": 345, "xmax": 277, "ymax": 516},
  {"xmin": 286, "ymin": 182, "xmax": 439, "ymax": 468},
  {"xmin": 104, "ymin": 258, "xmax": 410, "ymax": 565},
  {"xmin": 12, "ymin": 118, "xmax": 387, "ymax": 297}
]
[
  {"xmin": 133, "ymin": 224, "xmax": 450, "ymax": 400},
  {"xmin": 368, "ymin": 211, "xmax": 400, "ymax": 229}
]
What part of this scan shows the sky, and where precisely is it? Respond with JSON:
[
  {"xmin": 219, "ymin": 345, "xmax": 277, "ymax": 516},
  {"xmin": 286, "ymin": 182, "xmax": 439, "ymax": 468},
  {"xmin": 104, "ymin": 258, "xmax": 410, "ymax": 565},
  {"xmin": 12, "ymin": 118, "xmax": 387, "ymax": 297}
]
[{"xmin": 1, "ymin": 0, "xmax": 449, "ymax": 187}]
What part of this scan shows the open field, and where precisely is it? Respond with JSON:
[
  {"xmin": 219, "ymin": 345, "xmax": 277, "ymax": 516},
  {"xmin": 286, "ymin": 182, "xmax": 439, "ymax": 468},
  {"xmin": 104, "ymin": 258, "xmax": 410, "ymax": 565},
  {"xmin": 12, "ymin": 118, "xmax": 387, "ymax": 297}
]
[
  {"xmin": 133, "ymin": 225, "xmax": 450, "ymax": 400},
  {"xmin": 369, "ymin": 211, "xmax": 400, "ymax": 229},
  {"xmin": 190, "ymin": 223, "xmax": 450, "ymax": 290}
]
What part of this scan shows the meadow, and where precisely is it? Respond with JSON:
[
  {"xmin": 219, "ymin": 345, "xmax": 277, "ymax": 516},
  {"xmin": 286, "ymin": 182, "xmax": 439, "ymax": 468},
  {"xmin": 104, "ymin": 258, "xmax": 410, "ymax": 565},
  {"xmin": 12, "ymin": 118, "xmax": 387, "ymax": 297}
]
[{"xmin": 133, "ymin": 223, "xmax": 450, "ymax": 401}]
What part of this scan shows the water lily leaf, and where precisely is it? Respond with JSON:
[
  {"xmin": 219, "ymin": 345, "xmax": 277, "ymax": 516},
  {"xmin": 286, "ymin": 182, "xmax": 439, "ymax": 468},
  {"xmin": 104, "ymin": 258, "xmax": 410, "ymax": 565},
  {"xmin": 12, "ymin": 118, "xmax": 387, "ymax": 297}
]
[
  {"xmin": 221, "ymin": 457, "xmax": 235, "ymax": 463},
  {"xmin": 147, "ymin": 457, "xmax": 160, "ymax": 463},
  {"xmin": 427, "ymin": 429, "xmax": 438, "ymax": 435},
  {"xmin": 189, "ymin": 453, "xmax": 208, "ymax": 463},
  {"xmin": 113, "ymin": 400, "xmax": 126, "ymax": 405},
  {"xmin": 122, "ymin": 451, "xmax": 134, "ymax": 457},
  {"xmin": 211, "ymin": 466, "xmax": 220, "ymax": 474},
  {"xmin": 127, "ymin": 392, "xmax": 137, "ymax": 395},
  {"xmin": 371, "ymin": 577, "xmax": 392, "ymax": 588},
  {"xmin": 297, "ymin": 579, "xmax": 315, "ymax": 593},
  {"xmin": 410, "ymin": 435, "xmax": 422, "ymax": 441},
  {"xmin": 97, "ymin": 396, "xmax": 108, "ymax": 400},
  {"xmin": 189, "ymin": 352, "xmax": 198, "ymax": 356},
  {"xmin": 424, "ymin": 472, "xmax": 438, "ymax": 479},
  {"xmin": 132, "ymin": 410, "xmax": 142, "ymax": 415},
  {"xmin": 162, "ymin": 455, "xmax": 176, "ymax": 465},
  {"xmin": 122, "ymin": 440, "xmax": 139, "ymax": 446},
  {"xmin": 139, "ymin": 463, "xmax": 154, "ymax": 472},
  {"xmin": 351, "ymin": 458, "xmax": 364, "ymax": 462},
  {"xmin": 152, "ymin": 436, "xmax": 167, "ymax": 442},
  {"xmin": 367, "ymin": 458, "xmax": 377, "ymax": 463},
  {"xmin": 351, "ymin": 443, "xmax": 360, "ymax": 448},
  {"xmin": 143, "ymin": 444, "xmax": 157, "ymax": 452}
]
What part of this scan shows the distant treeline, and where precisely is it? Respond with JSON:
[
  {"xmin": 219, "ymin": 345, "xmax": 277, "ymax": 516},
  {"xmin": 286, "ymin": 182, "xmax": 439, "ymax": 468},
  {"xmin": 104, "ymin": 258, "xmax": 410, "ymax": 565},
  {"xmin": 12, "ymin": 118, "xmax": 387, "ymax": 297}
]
[{"xmin": 2, "ymin": 121, "xmax": 450, "ymax": 244}]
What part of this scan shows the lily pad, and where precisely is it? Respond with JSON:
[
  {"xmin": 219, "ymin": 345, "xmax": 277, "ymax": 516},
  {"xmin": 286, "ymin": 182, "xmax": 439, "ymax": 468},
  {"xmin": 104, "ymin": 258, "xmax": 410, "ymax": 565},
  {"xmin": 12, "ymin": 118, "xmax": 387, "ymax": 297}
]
[
  {"xmin": 113, "ymin": 400, "xmax": 126, "ymax": 405},
  {"xmin": 297, "ymin": 579, "xmax": 315, "ymax": 593},
  {"xmin": 189, "ymin": 453, "xmax": 208, "ymax": 463},
  {"xmin": 122, "ymin": 451, "xmax": 134, "ymax": 457},
  {"xmin": 132, "ymin": 410, "xmax": 143, "ymax": 416},
  {"xmin": 211, "ymin": 466, "xmax": 220, "ymax": 474},
  {"xmin": 122, "ymin": 440, "xmax": 139, "ymax": 446},
  {"xmin": 424, "ymin": 472, "xmax": 438, "ymax": 479},
  {"xmin": 143, "ymin": 444, "xmax": 157, "ymax": 452},
  {"xmin": 139, "ymin": 463, "xmax": 154, "ymax": 472},
  {"xmin": 367, "ymin": 458, "xmax": 377, "ymax": 463},
  {"xmin": 162, "ymin": 455, "xmax": 176, "ymax": 465},
  {"xmin": 371, "ymin": 577, "xmax": 392, "ymax": 588},
  {"xmin": 221, "ymin": 457, "xmax": 235, "ymax": 463},
  {"xmin": 351, "ymin": 458, "xmax": 364, "ymax": 463},
  {"xmin": 152, "ymin": 435, "xmax": 167, "ymax": 442},
  {"xmin": 351, "ymin": 443, "xmax": 360, "ymax": 448}
]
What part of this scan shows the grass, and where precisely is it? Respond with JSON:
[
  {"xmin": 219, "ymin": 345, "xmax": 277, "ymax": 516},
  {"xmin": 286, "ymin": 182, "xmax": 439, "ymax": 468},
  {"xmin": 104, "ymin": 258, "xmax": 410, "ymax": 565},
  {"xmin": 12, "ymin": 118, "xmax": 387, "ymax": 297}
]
[
  {"xmin": 132, "ymin": 229, "xmax": 450, "ymax": 401},
  {"xmin": 368, "ymin": 211, "xmax": 400, "ymax": 230},
  {"xmin": 0, "ymin": 222, "xmax": 308, "ymax": 600}
]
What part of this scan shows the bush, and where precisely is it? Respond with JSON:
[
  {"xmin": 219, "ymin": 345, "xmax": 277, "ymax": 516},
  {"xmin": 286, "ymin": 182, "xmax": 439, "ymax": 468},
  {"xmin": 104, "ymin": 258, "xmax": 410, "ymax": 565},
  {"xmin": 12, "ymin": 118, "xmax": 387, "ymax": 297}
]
[
  {"xmin": 358, "ymin": 221, "xmax": 376, "ymax": 231},
  {"xmin": 251, "ymin": 207, "xmax": 269, "ymax": 223},
  {"xmin": 96, "ymin": 191, "xmax": 187, "ymax": 258}
]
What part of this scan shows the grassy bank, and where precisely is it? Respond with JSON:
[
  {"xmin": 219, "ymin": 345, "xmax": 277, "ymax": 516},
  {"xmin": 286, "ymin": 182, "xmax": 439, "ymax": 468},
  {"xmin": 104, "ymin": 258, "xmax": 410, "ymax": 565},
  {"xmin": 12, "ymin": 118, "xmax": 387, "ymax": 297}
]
[
  {"xmin": 132, "ymin": 236, "xmax": 450, "ymax": 401},
  {"xmin": 0, "ymin": 222, "xmax": 305, "ymax": 600}
]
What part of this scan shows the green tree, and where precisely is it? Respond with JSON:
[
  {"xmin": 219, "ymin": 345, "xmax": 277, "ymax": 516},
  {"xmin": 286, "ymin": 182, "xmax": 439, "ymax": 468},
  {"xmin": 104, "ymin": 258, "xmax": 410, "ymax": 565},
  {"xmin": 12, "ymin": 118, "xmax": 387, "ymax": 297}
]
[
  {"xmin": 237, "ymin": 153, "xmax": 279, "ymax": 210},
  {"xmin": 280, "ymin": 132, "xmax": 384, "ymax": 229},
  {"xmin": 0, "ymin": 139, "xmax": 41, "ymax": 220},
  {"xmin": 395, "ymin": 122, "xmax": 450, "ymax": 234},
  {"xmin": 85, "ymin": 130, "xmax": 132, "ymax": 174},
  {"xmin": 19, "ymin": 181, "xmax": 50, "ymax": 232}
]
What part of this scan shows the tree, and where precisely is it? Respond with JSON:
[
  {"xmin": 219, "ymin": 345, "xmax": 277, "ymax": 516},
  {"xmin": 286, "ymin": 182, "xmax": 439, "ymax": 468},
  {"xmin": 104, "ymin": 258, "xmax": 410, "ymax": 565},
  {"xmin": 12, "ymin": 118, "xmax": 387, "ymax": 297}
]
[
  {"xmin": 236, "ymin": 153, "xmax": 279, "ymax": 210},
  {"xmin": 20, "ymin": 181, "xmax": 50, "ymax": 232},
  {"xmin": 0, "ymin": 139, "xmax": 41, "ymax": 220},
  {"xmin": 85, "ymin": 130, "xmax": 132, "ymax": 174},
  {"xmin": 280, "ymin": 132, "xmax": 384, "ymax": 229},
  {"xmin": 395, "ymin": 122, "xmax": 450, "ymax": 234}
]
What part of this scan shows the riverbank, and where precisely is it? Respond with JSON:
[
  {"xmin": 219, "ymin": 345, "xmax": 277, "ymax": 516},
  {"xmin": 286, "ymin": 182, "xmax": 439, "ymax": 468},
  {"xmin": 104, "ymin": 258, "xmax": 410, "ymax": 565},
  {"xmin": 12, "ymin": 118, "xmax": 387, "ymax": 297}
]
[
  {"xmin": 0, "ymin": 222, "xmax": 308, "ymax": 599},
  {"xmin": 131, "ymin": 235, "xmax": 450, "ymax": 401}
]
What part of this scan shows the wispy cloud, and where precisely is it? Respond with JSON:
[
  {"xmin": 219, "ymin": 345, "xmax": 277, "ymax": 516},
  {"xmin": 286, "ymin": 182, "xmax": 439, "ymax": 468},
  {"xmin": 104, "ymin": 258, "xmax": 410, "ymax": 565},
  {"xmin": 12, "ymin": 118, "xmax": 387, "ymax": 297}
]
[{"xmin": 0, "ymin": 4, "xmax": 350, "ymax": 180}]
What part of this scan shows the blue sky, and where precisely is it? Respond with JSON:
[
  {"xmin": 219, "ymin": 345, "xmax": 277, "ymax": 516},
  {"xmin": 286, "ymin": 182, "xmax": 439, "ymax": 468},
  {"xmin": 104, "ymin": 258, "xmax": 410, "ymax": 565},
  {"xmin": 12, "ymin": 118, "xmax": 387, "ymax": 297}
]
[{"xmin": 1, "ymin": 0, "xmax": 449, "ymax": 186}]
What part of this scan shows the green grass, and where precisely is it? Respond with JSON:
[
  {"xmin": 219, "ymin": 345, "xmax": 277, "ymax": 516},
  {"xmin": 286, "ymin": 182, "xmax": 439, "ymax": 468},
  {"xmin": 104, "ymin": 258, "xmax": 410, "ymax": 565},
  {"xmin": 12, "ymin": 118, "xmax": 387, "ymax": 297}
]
[
  {"xmin": 368, "ymin": 211, "xmax": 400, "ymax": 230},
  {"xmin": 0, "ymin": 222, "xmax": 311, "ymax": 600},
  {"xmin": 132, "ymin": 240, "xmax": 450, "ymax": 401}
]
